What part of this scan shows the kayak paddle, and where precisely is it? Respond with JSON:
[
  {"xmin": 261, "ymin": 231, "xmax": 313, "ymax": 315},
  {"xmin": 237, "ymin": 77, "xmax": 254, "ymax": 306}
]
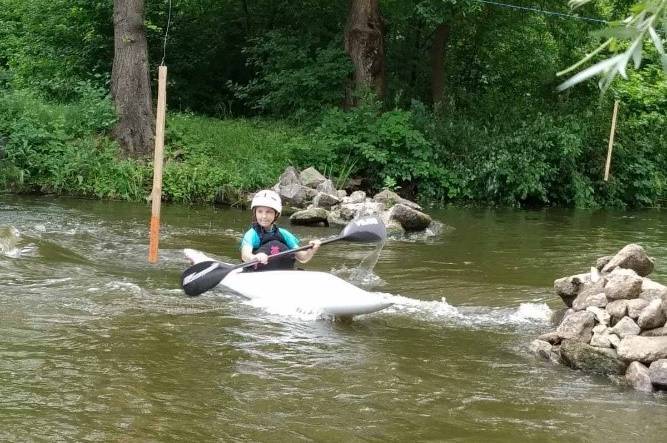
[{"xmin": 180, "ymin": 215, "xmax": 387, "ymax": 297}]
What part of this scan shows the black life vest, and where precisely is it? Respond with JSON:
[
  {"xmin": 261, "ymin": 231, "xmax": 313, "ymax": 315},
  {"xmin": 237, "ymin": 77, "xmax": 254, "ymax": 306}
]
[{"xmin": 246, "ymin": 223, "xmax": 296, "ymax": 272}]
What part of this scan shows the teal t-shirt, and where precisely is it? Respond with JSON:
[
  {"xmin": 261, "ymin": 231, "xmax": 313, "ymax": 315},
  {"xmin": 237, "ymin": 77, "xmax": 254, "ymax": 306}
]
[{"xmin": 240, "ymin": 226, "xmax": 300, "ymax": 250}]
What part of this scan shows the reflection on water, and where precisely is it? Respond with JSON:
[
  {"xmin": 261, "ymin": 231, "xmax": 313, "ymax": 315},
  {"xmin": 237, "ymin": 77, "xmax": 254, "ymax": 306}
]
[{"xmin": 1, "ymin": 195, "xmax": 666, "ymax": 440}]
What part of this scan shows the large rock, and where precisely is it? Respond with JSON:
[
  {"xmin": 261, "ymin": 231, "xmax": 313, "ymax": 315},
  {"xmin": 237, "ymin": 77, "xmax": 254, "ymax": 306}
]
[
  {"xmin": 289, "ymin": 208, "xmax": 329, "ymax": 226},
  {"xmin": 299, "ymin": 167, "xmax": 327, "ymax": 188},
  {"xmin": 390, "ymin": 204, "xmax": 432, "ymax": 232},
  {"xmin": 278, "ymin": 166, "xmax": 300, "ymax": 187},
  {"xmin": 604, "ymin": 271, "xmax": 643, "ymax": 301},
  {"xmin": 626, "ymin": 299, "xmax": 649, "ymax": 319},
  {"xmin": 609, "ymin": 316, "xmax": 641, "ymax": 338},
  {"xmin": 648, "ymin": 359, "xmax": 667, "ymax": 387},
  {"xmin": 279, "ymin": 183, "xmax": 317, "ymax": 207},
  {"xmin": 560, "ymin": 340, "xmax": 627, "ymax": 375},
  {"xmin": 625, "ymin": 361, "xmax": 655, "ymax": 392},
  {"xmin": 537, "ymin": 331, "xmax": 561, "ymax": 345},
  {"xmin": 556, "ymin": 310, "xmax": 595, "ymax": 342},
  {"xmin": 586, "ymin": 306, "xmax": 611, "ymax": 326},
  {"xmin": 590, "ymin": 325, "xmax": 618, "ymax": 348},
  {"xmin": 606, "ymin": 299, "xmax": 629, "ymax": 321},
  {"xmin": 316, "ymin": 179, "xmax": 336, "ymax": 195},
  {"xmin": 595, "ymin": 255, "xmax": 613, "ymax": 271},
  {"xmin": 572, "ymin": 290, "xmax": 607, "ymax": 311},
  {"xmin": 641, "ymin": 325, "xmax": 667, "ymax": 337},
  {"xmin": 554, "ymin": 273, "xmax": 594, "ymax": 308},
  {"xmin": 617, "ymin": 336, "xmax": 667, "ymax": 363},
  {"xmin": 372, "ymin": 189, "xmax": 422, "ymax": 211},
  {"xmin": 639, "ymin": 278, "xmax": 667, "ymax": 302},
  {"xmin": 637, "ymin": 299, "xmax": 666, "ymax": 330},
  {"xmin": 344, "ymin": 190, "xmax": 366, "ymax": 204},
  {"xmin": 602, "ymin": 243, "xmax": 655, "ymax": 277},
  {"xmin": 312, "ymin": 192, "xmax": 340, "ymax": 209},
  {"xmin": 529, "ymin": 339, "xmax": 553, "ymax": 361}
]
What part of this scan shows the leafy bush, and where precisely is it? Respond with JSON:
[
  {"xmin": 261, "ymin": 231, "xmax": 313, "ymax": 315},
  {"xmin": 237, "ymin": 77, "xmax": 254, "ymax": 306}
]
[
  {"xmin": 230, "ymin": 31, "xmax": 353, "ymax": 118},
  {"xmin": 293, "ymin": 95, "xmax": 437, "ymax": 194}
]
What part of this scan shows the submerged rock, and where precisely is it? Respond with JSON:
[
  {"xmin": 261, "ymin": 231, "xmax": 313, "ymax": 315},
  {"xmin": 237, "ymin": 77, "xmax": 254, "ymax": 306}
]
[
  {"xmin": 625, "ymin": 362, "xmax": 654, "ymax": 392},
  {"xmin": 560, "ymin": 340, "xmax": 627, "ymax": 375}
]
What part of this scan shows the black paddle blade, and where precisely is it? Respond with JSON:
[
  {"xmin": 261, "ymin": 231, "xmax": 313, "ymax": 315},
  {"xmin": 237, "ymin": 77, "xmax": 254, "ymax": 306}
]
[
  {"xmin": 341, "ymin": 216, "xmax": 387, "ymax": 242},
  {"xmin": 180, "ymin": 261, "xmax": 230, "ymax": 297}
]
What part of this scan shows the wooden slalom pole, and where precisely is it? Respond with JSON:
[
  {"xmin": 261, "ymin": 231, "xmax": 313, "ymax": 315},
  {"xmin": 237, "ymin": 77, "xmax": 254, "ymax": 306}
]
[
  {"xmin": 148, "ymin": 65, "xmax": 168, "ymax": 263},
  {"xmin": 604, "ymin": 100, "xmax": 620, "ymax": 182}
]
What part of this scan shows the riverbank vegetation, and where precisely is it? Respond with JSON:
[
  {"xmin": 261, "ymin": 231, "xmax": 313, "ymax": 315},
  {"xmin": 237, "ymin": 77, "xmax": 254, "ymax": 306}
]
[{"xmin": 0, "ymin": 0, "xmax": 665, "ymax": 208}]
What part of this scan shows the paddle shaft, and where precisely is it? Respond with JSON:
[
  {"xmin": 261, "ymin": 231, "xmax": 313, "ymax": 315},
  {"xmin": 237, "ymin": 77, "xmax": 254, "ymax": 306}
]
[{"xmin": 240, "ymin": 234, "xmax": 342, "ymax": 269}]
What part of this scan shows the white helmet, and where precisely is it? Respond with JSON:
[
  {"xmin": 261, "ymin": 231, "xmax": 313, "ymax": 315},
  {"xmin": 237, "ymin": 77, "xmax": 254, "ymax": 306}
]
[{"xmin": 251, "ymin": 189, "xmax": 282, "ymax": 214}]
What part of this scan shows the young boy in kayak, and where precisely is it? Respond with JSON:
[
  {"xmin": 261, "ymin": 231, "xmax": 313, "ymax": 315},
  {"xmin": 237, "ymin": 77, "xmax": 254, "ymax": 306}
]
[{"xmin": 241, "ymin": 189, "xmax": 320, "ymax": 271}]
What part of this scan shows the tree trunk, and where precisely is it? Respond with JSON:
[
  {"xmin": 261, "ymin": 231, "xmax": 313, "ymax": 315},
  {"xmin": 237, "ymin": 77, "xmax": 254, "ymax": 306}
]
[
  {"xmin": 344, "ymin": 0, "xmax": 385, "ymax": 106},
  {"xmin": 430, "ymin": 22, "xmax": 450, "ymax": 107},
  {"xmin": 111, "ymin": 0, "xmax": 154, "ymax": 157}
]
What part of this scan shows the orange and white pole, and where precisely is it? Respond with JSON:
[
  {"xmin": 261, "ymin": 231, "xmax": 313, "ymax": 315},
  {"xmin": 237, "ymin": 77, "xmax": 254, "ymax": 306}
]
[{"xmin": 149, "ymin": 65, "xmax": 167, "ymax": 263}]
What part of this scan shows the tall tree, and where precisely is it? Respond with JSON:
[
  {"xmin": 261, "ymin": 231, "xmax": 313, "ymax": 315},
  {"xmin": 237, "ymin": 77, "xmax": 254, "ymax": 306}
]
[
  {"xmin": 111, "ymin": 0, "xmax": 154, "ymax": 157},
  {"xmin": 344, "ymin": 0, "xmax": 385, "ymax": 105},
  {"xmin": 430, "ymin": 22, "xmax": 450, "ymax": 106}
]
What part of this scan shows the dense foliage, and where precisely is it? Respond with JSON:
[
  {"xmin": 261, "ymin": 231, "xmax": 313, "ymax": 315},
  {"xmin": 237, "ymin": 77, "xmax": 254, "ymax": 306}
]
[{"xmin": 0, "ymin": 0, "xmax": 665, "ymax": 207}]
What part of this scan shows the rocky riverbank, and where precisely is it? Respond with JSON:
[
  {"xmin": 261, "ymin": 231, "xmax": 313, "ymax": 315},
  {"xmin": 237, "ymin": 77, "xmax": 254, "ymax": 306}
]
[
  {"xmin": 531, "ymin": 244, "xmax": 667, "ymax": 393},
  {"xmin": 263, "ymin": 166, "xmax": 439, "ymax": 237}
]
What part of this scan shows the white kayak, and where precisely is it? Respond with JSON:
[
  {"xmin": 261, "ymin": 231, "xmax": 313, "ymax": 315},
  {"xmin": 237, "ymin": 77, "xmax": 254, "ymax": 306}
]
[{"xmin": 184, "ymin": 249, "xmax": 393, "ymax": 317}]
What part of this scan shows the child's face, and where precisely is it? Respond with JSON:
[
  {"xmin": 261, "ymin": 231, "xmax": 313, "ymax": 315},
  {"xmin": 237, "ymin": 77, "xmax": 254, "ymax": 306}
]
[{"xmin": 255, "ymin": 206, "xmax": 277, "ymax": 228}]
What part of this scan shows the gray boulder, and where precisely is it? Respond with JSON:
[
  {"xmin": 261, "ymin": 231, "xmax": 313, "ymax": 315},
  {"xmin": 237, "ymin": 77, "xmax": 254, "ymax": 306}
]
[
  {"xmin": 606, "ymin": 299, "xmax": 629, "ymax": 321},
  {"xmin": 572, "ymin": 291, "xmax": 607, "ymax": 311},
  {"xmin": 586, "ymin": 306, "xmax": 611, "ymax": 326},
  {"xmin": 537, "ymin": 331, "xmax": 561, "ymax": 345},
  {"xmin": 529, "ymin": 339, "xmax": 553, "ymax": 361},
  {"xmin": 617, "ymin": 336, "xmax": 667, "ymax": 364},
  {"xmin": 590, "ymin": 325, "xmax": 616, "ymax": 349},
  {"xmin": 278, "ymin": 166, "xmax": 301, "ymax": 186},
  {"xmin": 279, "ymin": 183, "xmax": 317, "ymax": 207},
  {"xmin": 344, "ymin": 190, "xmax": 367, "ymax": 204},
  {"xmin": 609, "ymin": 316, "xmax": 641, "ymax": 338},
  {"xmin": 595, "ymin": 255, "xmax": 613, "ymax": 271},
  {"xmin": 604, "ymin": 271, "xmax": 643, "ymax": 301},
  {"xmin": 641, "ymin": 325, "xmax": 667, "ymax": 337},
  {"xmin": 316, "ymin": 179, "xmax": 336, "ymax": 195},
  {"xmin": 602, "ymin": 243, "xmax": 655, "ymax": 277},
  {"xmin": 299, "ymin": 167, "xmax": 327, "ymax": 188},
  {"xmin": 289, "ymin": 208, "xmax": 329, "ymax": 226},
  {"xmin": 625, "ymin": 361, "xmax": 655, "ymax": 392},
  {"xmin": 626, "ymin": 299, "xmax": 649, "ymax": 319},
  {"xmin": 557, "ymin": 310, "xmax": 595, "ymax": 342},
  {"xmin": 312, "ymin": 192, "xmax": 340, "ymax": 209},
  {"xmin": 373, "ymin": 189, "xmax": 422, "ymax": 211},
  {"xmin": 648, "ymin": 359, "xmax": 667, "ymax": 387},
  {"xmin": 637, "ymin": 299, "xmax": 666, "ymax": 330},
  {"xmin": 390, "ymin": 204, "xmax": 432, "ymax": 232},
  {"xmin": 560, "ymin": 340, "xmax": 627, "ymax": 375},
  {"xmin": 554, "ymin": 273, "xmax": 594, "ymax": 308}
]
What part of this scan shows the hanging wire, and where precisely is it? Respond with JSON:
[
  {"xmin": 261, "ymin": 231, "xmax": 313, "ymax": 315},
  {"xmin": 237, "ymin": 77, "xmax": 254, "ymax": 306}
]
[
  {"xmin": 160, "ymin": 0, "xmax": 173, "ymax": 66},
  {"xmin": 472, "ymin": 0, "xmax": 609, "ymax": 24}
]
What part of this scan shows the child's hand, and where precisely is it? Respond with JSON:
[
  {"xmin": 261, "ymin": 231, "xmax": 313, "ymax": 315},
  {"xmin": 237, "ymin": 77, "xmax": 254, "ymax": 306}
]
[
  {"xmin": 309, "ymin": 240, "xmax": 321, "ymax": 254},
  {"xmin": 253, "ymin": 252, "xmax": 269, "ymax": 264}
]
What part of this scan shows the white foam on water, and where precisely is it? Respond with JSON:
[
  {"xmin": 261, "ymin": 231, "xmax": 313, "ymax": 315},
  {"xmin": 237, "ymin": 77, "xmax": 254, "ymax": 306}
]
[
  {"xmin": 0, "ymin": 225, "xmax": 21, "ymax": 257},
  {"xmin": 379, "ymin": 293, "xmax": 552, "ymax": 329},
  {"xmin": 509, "ymin": 302, "xmax": 552, "ymax": 323}
]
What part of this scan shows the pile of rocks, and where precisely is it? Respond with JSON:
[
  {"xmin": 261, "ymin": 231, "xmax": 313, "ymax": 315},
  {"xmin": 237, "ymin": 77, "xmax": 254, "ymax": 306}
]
[
  {"xmin": 265, "ymin": 166, "xmax": 436, "ymax": 236},
  {"xmin": 531, "ymin": 244, "xmax": 667, "ymax": 393}
]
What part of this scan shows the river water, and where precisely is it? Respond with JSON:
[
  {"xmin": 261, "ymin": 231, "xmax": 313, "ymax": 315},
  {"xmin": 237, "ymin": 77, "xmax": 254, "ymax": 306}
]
[{"xmin": 1, "ymin": 195, "xmax": 666, "ymax": 441}]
